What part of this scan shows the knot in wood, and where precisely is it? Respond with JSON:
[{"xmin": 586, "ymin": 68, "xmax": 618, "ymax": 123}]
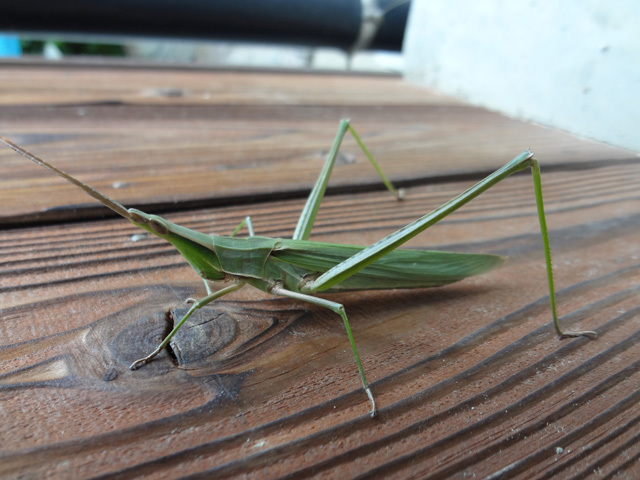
[{"xmin": 168, "ymin": 307, "xmax": 237, "ymax": 367}]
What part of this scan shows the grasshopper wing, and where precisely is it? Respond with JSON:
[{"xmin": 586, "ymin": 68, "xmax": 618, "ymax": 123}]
[{"xmin": 272, "ymin": 239, "xmax": 504, "ymax": 292}]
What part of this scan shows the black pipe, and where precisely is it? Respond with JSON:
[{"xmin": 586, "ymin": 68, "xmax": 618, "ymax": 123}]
[{"xmin": 0, "ymin": 0, "xmax": 410, "ymax": 51}]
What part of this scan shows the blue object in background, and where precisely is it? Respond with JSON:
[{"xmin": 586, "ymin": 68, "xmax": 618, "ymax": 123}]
[{"xmin": 0, "ymin": 36, "xmax": 21, "ymax": 57}]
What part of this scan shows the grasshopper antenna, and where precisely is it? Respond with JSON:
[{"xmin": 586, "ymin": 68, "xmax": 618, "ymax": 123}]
[{"xmin": 1, "ymin": 137, "xmax": 134, "ymax": 221}]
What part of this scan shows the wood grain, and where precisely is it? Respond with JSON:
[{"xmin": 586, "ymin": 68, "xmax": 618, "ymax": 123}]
[
  {"xmin": 1, "ymin": 63, "xmax": 639, "ymax": 479},
  {"xmin": 0, "ymin": 66, "xmax": 633, "ymax": 225}
]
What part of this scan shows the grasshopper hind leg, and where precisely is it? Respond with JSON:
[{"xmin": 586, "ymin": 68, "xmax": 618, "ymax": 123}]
[{"xmin": 530, "ymin": 159, "xmax": 597, "ymax": 340}]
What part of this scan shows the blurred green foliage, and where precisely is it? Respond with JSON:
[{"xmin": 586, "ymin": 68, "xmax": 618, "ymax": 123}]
[{"xmin": 21, "ymin": 40, "xmax": 125, "ymax": 56}]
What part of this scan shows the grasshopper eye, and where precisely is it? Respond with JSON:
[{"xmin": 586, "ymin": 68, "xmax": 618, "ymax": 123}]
[{"xmin": 149, "ymin": 218, "xmax": 169, "ymax": 235}]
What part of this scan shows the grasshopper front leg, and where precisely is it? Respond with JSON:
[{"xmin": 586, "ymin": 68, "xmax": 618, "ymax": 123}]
[{"xmin": 130, "ymin": 281, "xmax": 246, "ymax": 370}]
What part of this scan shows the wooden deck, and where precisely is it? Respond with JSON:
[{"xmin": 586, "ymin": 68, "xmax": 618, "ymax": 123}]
[{"xmin": 1, "ymin": 62, "xmax": 639, "ymax": 479}]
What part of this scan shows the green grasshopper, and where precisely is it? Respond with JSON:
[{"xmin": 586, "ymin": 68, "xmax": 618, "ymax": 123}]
[{"xmin": 1, "ymin": 120, "xmax": 596, "ymax": 417}]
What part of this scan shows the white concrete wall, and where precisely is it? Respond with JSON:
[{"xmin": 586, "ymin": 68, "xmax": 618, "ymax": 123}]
[{"xmin": 404, "ymin": 0, "xmax": 640, "ymax": 152}]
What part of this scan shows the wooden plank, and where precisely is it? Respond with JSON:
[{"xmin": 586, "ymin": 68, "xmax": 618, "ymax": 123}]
[
  {"xmin": 1, "ymin": 64, "xmax": 639, "ymax": 478},
  {"xmin": 1, "ymin": 162, "xmax": 639, "ymax": 478},
  {"xmin": 0, "ymin": 64, "xmax": 457, "ymax": 107},
  {"xmin": 0, "ymin": 64, "xmax": 634, "ymax": 225}
]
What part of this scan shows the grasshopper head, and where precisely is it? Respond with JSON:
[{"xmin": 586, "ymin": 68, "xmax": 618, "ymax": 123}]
[
  {"xmin": 127, "ymin": 208, "xmax": 172, "ymax": 237},
  {"xmin": 127, "ymin": 209, "xmax": 225, "ymax": 281},
  {"xmin": 0, "ymin": 137, "xmax": 225, "ymax": 282}
]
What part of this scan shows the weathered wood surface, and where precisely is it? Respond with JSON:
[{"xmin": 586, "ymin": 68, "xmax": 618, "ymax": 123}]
[
  {"xmin": 0, "ymin": 64, "xmax": 632, "ymax": 225},
  {"xmin": 0, "ymin": 63, "xmax": 639, "ymax": 479}
]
